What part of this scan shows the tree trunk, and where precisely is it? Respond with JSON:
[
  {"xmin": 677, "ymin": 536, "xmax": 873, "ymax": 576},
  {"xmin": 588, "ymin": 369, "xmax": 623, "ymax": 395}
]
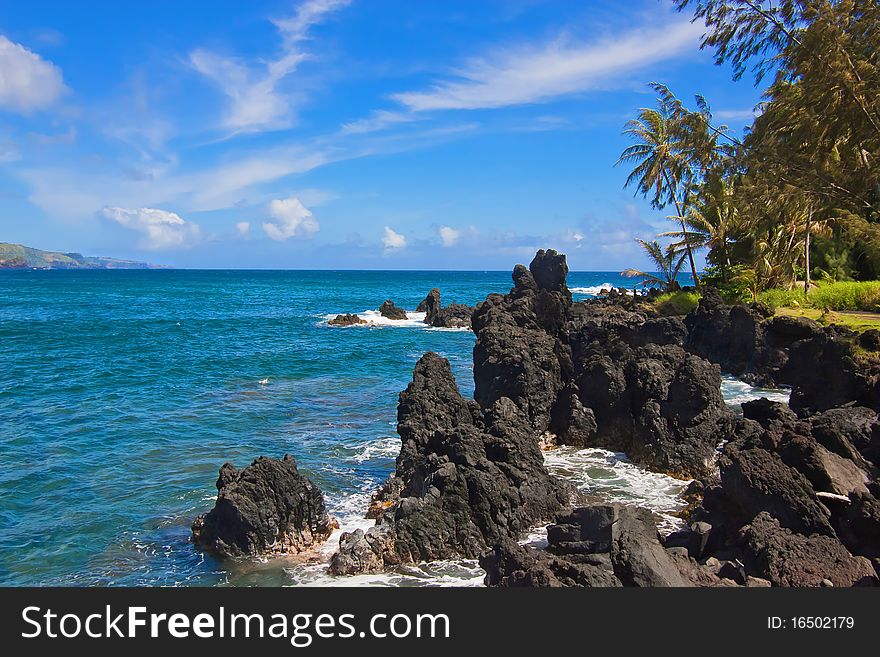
[
  {"xmin": 662, "ymin": 169, "xmax": 700, "ymax": 290},
  {"xmin": 804, "ymin": 206, "xmax": 812, "ymax": 299}
]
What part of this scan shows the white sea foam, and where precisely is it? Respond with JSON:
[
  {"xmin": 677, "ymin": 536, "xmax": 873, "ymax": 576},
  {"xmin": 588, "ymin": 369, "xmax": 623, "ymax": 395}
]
[
  {"xmin": 543, "ymin": 447, "xmax": 690, "ymax": 533},
  {"xmin": 351, "ymin": 436, "xmax": 400, "ymax": 463},
  {"xmin": 721, "ymin": 375, "xmax": 790, "ymax": 412},
  {"xmin": 322, "ymin": 310, "xmax": 429, "ymax": 328},
  {"xmin": 570, "ymin": 284, "xmax": 618, "ymax": 296}
]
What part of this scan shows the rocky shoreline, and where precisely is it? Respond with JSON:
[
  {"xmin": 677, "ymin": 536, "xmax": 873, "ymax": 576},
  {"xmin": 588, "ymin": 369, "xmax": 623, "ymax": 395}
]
[{"xmin": 194, "ymin": 249, "xmax": 880, "ymax": 587}]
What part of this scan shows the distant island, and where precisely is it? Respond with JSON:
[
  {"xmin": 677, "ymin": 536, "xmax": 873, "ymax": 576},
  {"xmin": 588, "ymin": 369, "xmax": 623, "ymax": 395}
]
[{"xmin": 0, "ymin": 242, "xmax": 166, "ymax": 270}]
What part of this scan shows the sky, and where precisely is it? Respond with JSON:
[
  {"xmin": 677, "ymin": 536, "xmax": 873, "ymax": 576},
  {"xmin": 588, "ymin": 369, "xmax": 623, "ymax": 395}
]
[{"xmin": 0, "ymin": 0, "xmax": 764, "ymax": 270}]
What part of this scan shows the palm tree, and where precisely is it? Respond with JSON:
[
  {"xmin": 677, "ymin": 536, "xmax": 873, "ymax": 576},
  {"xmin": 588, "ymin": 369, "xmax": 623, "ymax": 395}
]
[
  {"xmin": 621, "ymin": 239, "xmax": 687, "ymax": 292},
  {"xmin": 616, "ymin": 85, "xmax": 701, "ymax": 288},
  {"xmin": 661, "ymin": 173, "xmax": 740, "ymax": 281}
]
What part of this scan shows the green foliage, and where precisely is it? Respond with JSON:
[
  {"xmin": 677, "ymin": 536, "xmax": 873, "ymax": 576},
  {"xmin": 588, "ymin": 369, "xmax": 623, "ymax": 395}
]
[
  {"xmin": 758, "ymin": 287, "xmax": 808, "ymax": 309},
  {"xmin": 759, "ymin": 280, "xmax": 880, "ymax": 311},
  {"xmin": 653, "ymin": 290, "xmax": 701, "ymax": 316},
  {"xmin": 667, "ymin": 0, "xmax": 880, "ymax": 294},
  {"xmin": 621, "ymin": 239, "xmax": 687, "ymax": 292},
  {"xmin": 701, "ymin": 263, "xmax": 751, "ymax": 302},
  {"xmin": 810, "ymin": 281, "xmax": 880, "ymax": 312}
]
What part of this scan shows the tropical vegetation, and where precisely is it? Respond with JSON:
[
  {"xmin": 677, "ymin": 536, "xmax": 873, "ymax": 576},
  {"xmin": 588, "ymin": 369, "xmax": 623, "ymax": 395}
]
[{"xmin": 618, "ymin": 0, "xmax": 880, "ymax": 304}]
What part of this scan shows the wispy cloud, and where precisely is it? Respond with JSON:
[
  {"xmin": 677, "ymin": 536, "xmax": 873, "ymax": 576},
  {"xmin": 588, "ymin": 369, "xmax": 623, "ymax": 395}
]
[
  {"xmin": 0, "ymin": 35, "xmax": 67, "ymax": 114},
  {"xmin": 340, "ymin": 110, "xmax": 419, "ymax": 135},
  {"xmin": 101, "ymin": 206, "xmax": 202, "ymax": 250},
  {"xmin": 393, "ymin": 19, "xmax": 703, "ymax": 111},
  {"xmin": 714, "ymin": 108, "xmax": 759, "ymax": 122},
  {"xmin": 189, "ymin": 0, "xmax": 350, "ymax": 135}
]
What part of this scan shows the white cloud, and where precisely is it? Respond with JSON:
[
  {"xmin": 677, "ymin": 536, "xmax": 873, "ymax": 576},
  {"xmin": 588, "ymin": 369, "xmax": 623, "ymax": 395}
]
[
  {"xmin": 189, "ymin": 0, "xmax": 350, "ymax": 134},
  {"xmin": 0, "ymin": 35, "xmax": 67, "ymax": 114},
  {"xmin": 382, "ymin": 226, "xmax": 406, "ymax": 252},
  {"xmin": 714, "ymin": 108, "xmax": 760, "ymax": 122},
  {"xmin": 235, "ymin": 221, "xmax": 251, "ymax": 236},
  {"xmin": 262, "ymin": 197, "xmax": 319, "ymax": 240},
  {"xmin": 393, "ymin": 20, "xmax": 703, "ymax": 111},
  {"xmin": 101, "ymin": 206, "xmax": 201, "ymax": 250},
  {"xmin": 340, "ymin": 110, "xmax": 418, "ymax": 135},
  {"xmin": 438, "ymin": 225, "xmax": 460, "ymax": 247}
]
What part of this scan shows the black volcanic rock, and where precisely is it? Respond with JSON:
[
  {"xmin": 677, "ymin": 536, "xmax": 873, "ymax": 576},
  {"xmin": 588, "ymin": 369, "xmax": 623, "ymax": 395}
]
[
  {"xmin": 684, "ymin": 288, "xmax": 880, "ymax": 414},
  {"xmin": 430, "ymin": 303, "xmax": 474, "ymax": 329},
  {"xmin": 416, "ymin": 288, "xmax": 440, "ymax": 315},
  {"xmin": 328, "ymin": 352, "xmax": 571, "ymax": 574},
  {"xmin": 415, "ymin": 288, "xmax": 474, "ymax": 329},
  {"xmin": 192, "ymin": 455, "xmax": 335, "ymax": 558},
  {"xmin": 482, "ymin": 504, "xmax": 698, "ymax": 588},
  {"xmin": 742, "ymin": 512, "xmax": 877, "ymax": 587},
  {"xmin": 718, "ymin": 443, "xmax": 834, "ymax": 536},
  {"xmin": 471, "ymin": 251, "xmax": 731, "ymax": 479},
  {"xmin": 378, "ymin": 300, "xmax": 408, "ymax": 320},
  {"xmin": 328, "ymin": 313, "xmax": 366, "ymax": 326}
]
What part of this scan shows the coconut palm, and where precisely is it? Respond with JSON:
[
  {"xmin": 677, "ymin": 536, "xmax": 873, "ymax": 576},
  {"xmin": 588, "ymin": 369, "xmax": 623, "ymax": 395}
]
[
  {"xmin": 621, "ymin": 239, "xmax": 687, "ymax": 292},
  {"xmin": 661, "ymin": 173, "xmax": 740, "ymax": 281},
  {"xmin": 616, "ymin": 85, "xmax": 701, "ymax": 288}
]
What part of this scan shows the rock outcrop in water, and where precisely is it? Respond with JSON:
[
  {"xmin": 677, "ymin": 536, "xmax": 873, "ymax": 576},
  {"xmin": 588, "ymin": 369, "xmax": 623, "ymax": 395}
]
[
  {"xmin": 472, "ymin": 249, "xmax": 732, "ymax": 479},
  {"xmin": 322, "ymin": 248, "xmax": 880, "ymax": 587},
  {"xmin": 378, "ymin": 300, "xmax": 408, "ymax": 320},
  {"xmin": 329, "ymin": 313, "xmax": 367, "ymax": 326},
  {"xmin": 192, "ymin": 455, "xmax": 336, "ymax": 558},
  {"xmin": 416, "ymin": 288, "xmax": 474, "ymax": 329},
  {"xmin": 328, "ymin": 352, "xmax": 571, "ymax": 574}
]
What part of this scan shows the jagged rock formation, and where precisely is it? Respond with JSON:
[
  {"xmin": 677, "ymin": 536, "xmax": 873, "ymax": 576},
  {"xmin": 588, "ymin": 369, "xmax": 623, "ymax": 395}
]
[
  {"xmin": 192, "ymin": 455, "xmax": 335, "ymax": 558},
  {"xmin": 378, "ymin": 300, "xmax": 408, "ymax": 320},
  {"xmin": 416, "ymin": 288, "xmax": 474, "ymax": 329},
  {"xmin": 328, "ymin": 313, "xmax": 367, "ymax": 326},
  {"xmin": 328, "ymin": 352, "xmax": 571, "ymax": 574},
  {"xmin": 482, "ymin": 503, "xmax": 741, "ymax": 587},
  {"xmin": 662, "ymin": 398, "xmax": 880, "ymax": 587},
  {"xmin": 472, "ymin": 249, "xmax": 732, "ymax": 479},
  {"xmin": 685, "ymin": 288, "xmax": 880, "ymax": 414}
]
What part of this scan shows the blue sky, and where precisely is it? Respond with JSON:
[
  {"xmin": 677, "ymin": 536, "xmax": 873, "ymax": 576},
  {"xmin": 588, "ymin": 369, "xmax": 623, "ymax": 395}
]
[{"xmin": 0, "ymin": 0, "xmax": 762, "ymax": 270}]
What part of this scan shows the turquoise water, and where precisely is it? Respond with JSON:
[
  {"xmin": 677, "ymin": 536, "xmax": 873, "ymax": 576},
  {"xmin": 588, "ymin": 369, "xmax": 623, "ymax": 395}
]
[{"xmin": 1, "ymin": 269, "xmax": 660, "ymax": 586}]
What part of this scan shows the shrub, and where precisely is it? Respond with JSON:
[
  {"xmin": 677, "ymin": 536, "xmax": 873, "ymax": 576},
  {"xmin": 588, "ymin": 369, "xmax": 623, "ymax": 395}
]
[
  {"xmin": 759, "ymin": 281, "xmax": 880, "ymax": 312},
  {"xmin": 653, "ymin": 290, "xmax": 700, "ymax": 316},
  {"xmin": 759, "ymin": 287, "xmax": 807, "ymax": 309},
  {"xmin": 810, "ymin": 281, "xmax": 880, "ymax": 311}
]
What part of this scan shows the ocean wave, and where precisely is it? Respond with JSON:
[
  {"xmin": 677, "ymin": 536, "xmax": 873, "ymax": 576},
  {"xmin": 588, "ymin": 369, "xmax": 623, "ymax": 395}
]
[
  {"xmin": 570, "ymin": 283, "xmax": 618, "ymax": 296},
  {"xmin": 350, "ymin": 436, "xmax": 400, "ymax": 463},
  {"xmin": 543, "ymin": 446, "xmax": 689, "ymax": 533},
  {"xmin": 721, "ymin": 375, "xmax": 790, "ymax": 412}
]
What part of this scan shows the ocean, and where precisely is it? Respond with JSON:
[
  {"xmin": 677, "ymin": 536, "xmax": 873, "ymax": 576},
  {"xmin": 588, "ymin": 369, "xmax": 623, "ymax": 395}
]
[{"xmin": 0, "ymin": 270, "xmax": 788, "ymax": 586}]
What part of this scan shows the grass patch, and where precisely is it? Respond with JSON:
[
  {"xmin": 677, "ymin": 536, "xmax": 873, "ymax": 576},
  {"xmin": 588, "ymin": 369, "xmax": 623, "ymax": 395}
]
[
  {"xmin": 774, "ymin": 307, "xmax": 880, "ymax": 333},
  {"xmin": 652, "ymin": 290, "xmax": 700, "ymax": 316},
  {"xmin": 759, "ymin": 281, "xmax": 880, "ymax": 312}
]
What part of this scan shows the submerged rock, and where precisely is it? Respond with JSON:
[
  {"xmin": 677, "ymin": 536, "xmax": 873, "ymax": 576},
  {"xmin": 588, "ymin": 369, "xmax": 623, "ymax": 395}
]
[
  {"xmin": 192, "ymin": 455, "xmax": 335, "ymax": 558},
  {"xmin": 329, "ymin": 352, "xmax": 571, "ymax": 574},
  {"xmin": 378, "ymin": 300, "xmax": 408, "ymax": 320},
  {"xmin": 328, "ymin": 313, "xmax": 367, "ymax": 326}
]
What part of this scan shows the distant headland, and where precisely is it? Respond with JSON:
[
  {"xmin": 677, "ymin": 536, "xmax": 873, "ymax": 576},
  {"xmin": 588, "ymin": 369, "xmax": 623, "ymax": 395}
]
[{"xmin": 0, "ymin": 242, "xmax": 167, "ymax": 270}]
